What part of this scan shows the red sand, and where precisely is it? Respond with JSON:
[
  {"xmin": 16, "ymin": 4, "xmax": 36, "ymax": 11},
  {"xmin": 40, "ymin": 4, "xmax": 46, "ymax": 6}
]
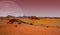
[{"xmin": 0, "ymin": 24, "xmax": 60, "ymax": 35}]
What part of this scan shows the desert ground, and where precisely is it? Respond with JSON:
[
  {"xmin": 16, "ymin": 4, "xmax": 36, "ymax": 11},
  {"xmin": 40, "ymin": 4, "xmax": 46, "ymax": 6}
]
[{"xmin": 0, "ymin": 18, "xmax": 60, "ymax": 35}]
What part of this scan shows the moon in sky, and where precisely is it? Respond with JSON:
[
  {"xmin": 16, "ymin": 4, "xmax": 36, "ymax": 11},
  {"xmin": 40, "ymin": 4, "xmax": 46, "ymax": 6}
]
[{"xmin": 0, "ymin": 1, "xmax": 23, "ymax": 17}]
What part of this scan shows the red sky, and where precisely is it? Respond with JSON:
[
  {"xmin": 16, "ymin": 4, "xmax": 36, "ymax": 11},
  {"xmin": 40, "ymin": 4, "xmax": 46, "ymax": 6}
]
[{"xmin": 0, "ymin": 0, "xmax": 60, "ymax": 17}]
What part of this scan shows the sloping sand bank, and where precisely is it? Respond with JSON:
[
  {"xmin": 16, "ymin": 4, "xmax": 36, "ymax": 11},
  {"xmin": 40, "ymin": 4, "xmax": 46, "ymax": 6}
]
[{"xmin": 0, "ymin": 24, "xmax": 60, "ymax": 35}]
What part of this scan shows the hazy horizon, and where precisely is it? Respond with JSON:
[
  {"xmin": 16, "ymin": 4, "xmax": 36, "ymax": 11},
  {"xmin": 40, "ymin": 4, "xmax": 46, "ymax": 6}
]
[{"xmin": 0, "ymin": 0, "xmax": 60, "ymax": 17}]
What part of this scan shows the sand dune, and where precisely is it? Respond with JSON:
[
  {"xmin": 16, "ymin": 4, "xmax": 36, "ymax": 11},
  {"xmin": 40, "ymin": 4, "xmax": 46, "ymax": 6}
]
[
  {"xmin": 0, "ymin": 24, "xmax": 60, "ymax": 35},
  {"xmin": 0, "ymin": 18, "xmax": 60, "ymax": 35}
]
